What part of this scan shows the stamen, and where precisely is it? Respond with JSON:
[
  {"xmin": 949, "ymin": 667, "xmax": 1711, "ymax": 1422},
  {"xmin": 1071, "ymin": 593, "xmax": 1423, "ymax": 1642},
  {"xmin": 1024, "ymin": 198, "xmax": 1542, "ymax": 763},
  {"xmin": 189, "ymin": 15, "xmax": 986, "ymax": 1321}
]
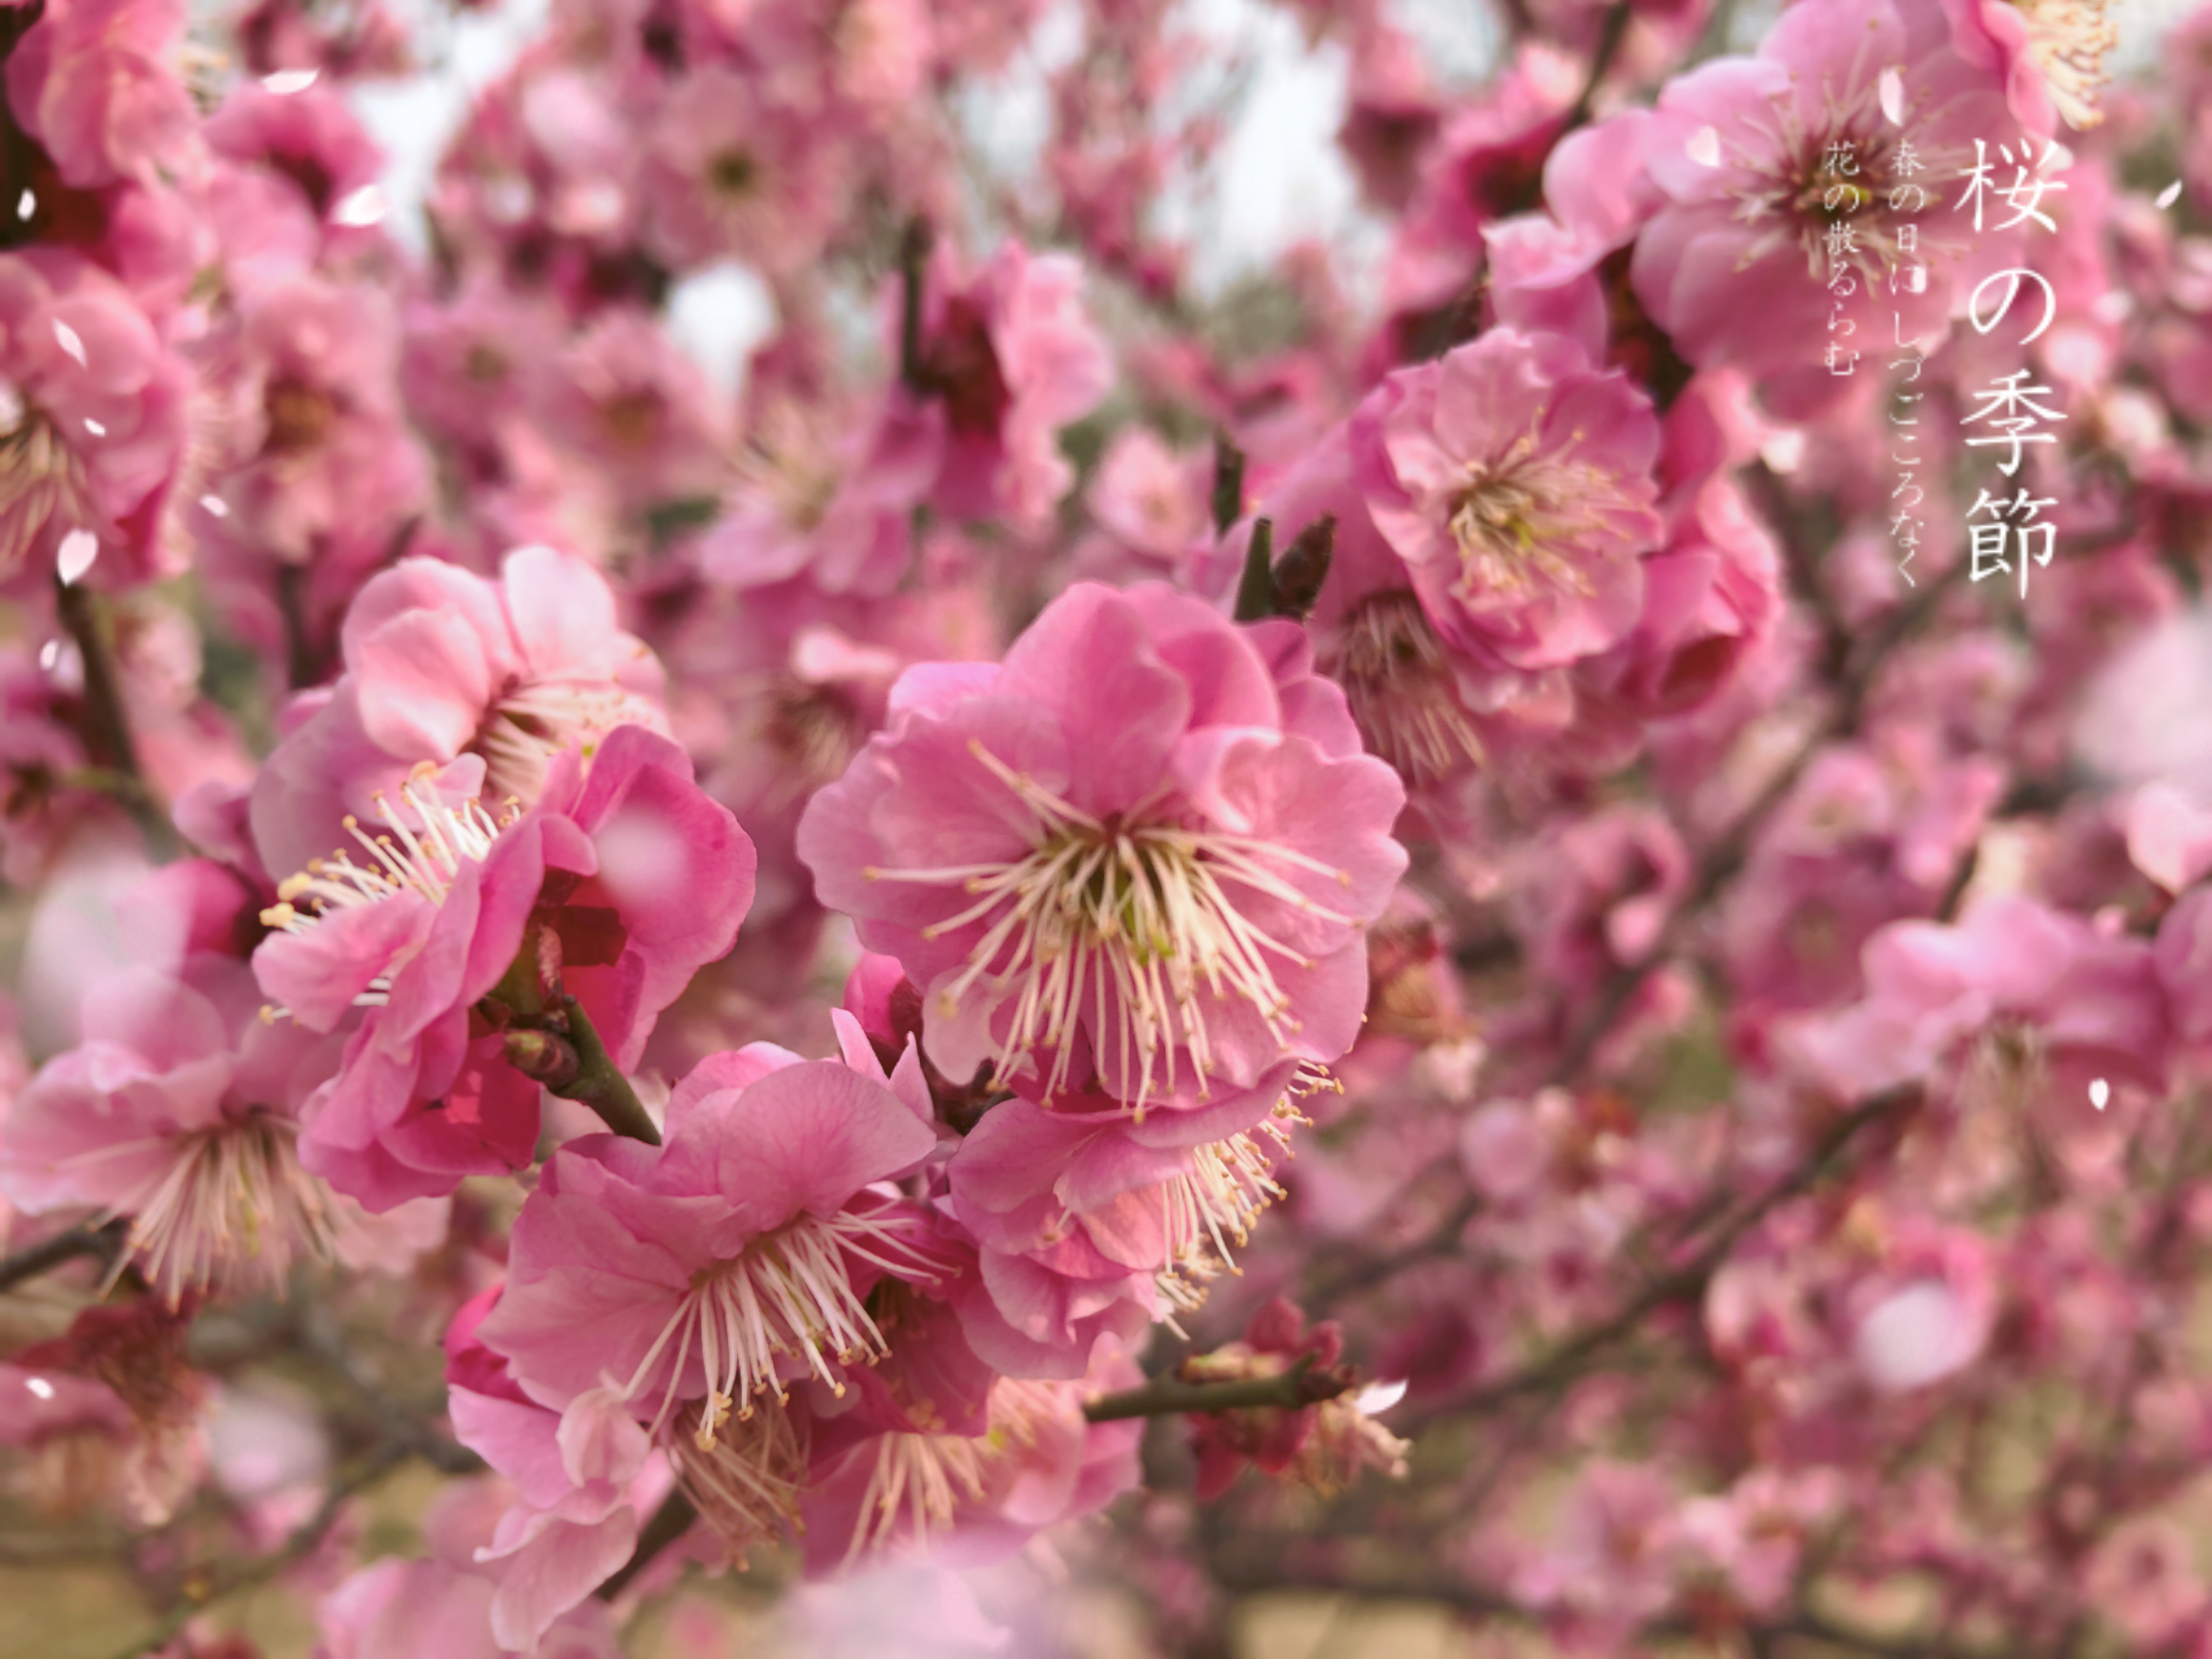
[
  {"xmin": 670, "ymin": 1397, "xmax": 808, "ymax": 1564},
  {"xmin": 84, "ymin": 1116, "xmax": 339, "ymax": 1307},
  {"xmin": 257, "ymin": 772, "xmax": 511, "ymax": 1019},
  {"xmin": 869, "ymin": 743, "xmax": 1360, "ymax": 1111},
  {"xmin": 623, "ymin": 1209, "xmax": 946, "ymax": 1449},
  {"xmin": 1327, "ymin": 593, "xmax": 1485, "ymax": 785}
]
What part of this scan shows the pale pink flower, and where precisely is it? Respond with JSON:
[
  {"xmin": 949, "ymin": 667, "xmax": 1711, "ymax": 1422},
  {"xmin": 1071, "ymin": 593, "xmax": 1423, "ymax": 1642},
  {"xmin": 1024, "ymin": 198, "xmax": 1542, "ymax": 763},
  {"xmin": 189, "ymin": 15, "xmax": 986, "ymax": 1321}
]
[
  {"xmin": 542, "ymin": 308, "xmax": 726, "ymax": 517},
  {"xmin": 1630, "ymin": 0, "xmax": 2028, "ymax": 410},
  {"xmin": 316, "ymin": 1552, "xmax": 625, "ymax": 1659},
  {"xmin": 798, "ymin": 582, "xmax": 1407, "ymax": 1118},
  {"xmin": 637, "ymin": 68, "xmax": 845, "ymax": 277},
  {"xmin": 1355, "ymin": 328, "xmax": 1664, "ymax": 676},
  {"xmin": 3, "ymin": 952, "xmax": 445, "ymax": 1304}
]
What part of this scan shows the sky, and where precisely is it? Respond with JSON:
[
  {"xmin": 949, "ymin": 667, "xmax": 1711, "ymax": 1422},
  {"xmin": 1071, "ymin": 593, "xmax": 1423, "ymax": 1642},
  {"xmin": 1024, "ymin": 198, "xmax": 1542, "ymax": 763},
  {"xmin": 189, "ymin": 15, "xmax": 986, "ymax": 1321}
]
[{"xmin": 336, "ymin": 0, "xmax": 2193, "ymax": 399}]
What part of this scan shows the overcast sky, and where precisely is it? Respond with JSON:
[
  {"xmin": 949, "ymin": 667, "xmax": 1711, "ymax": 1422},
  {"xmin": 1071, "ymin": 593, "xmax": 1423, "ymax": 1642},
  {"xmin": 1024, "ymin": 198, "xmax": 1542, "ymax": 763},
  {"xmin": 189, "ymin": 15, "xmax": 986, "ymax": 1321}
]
[{"xmin": 340, "ymin": 0, "xmax": 2192, "ymax": 399}]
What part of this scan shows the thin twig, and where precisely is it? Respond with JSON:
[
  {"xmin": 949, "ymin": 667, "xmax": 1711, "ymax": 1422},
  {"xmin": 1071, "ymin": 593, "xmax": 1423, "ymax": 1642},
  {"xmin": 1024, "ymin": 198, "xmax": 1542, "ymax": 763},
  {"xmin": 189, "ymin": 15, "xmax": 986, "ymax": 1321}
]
[
  {"xmin": 103, "ymin": 1441, "xmax": 415, "ymax": 1659},
  {"xmin": 552, "ymin": 996, "xmax": 661, "ymax": 1145}
]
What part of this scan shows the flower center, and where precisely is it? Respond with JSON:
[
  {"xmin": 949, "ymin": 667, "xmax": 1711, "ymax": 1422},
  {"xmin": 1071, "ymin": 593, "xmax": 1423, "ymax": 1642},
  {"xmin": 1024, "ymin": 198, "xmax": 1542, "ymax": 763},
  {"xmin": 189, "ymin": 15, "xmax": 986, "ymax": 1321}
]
[
  {"xmin": 866, "ymin": 741, "xmax": 1359, "ymax": 1113},
  {"xmin": 0, "ymin": 393, "xmax": 92, "ymax": 577},
  {"xmin": 259, "ymin": 771, "xmax": 514, "ymax": 1014},
  {"xmin": 472, "ymin": 671, "xmax": 650, "ymax": 806},
  {"xmin": 1327, "ymin": 592, "xmax": 1485, "ymax": 786},
  {"xmin": 669, "ymin": 1396, "xmax": 807, "ymax": 1564},
  {"xmin": 625, "ymin": 1209, "xmax": 943, "ymax": 1451},
  {"xmin": 67, "ymin": 1114, "xmax": 338, "ymax": 1307},
  {"xmin": 2013, "ymin": 0, "xmax": 2115, "ymax": 128},
  {"xmin": 1443, "ymin": 443, "xmax": 1615, "ymax": 604}
]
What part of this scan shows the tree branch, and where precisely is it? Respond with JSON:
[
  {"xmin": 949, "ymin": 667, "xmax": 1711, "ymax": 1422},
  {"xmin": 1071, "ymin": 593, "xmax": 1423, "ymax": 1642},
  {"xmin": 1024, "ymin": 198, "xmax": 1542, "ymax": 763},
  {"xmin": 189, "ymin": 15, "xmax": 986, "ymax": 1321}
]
[
  {"xmin": 1084, "ymin": 1355, "xmax": 1352, "ymax": 1422},
  {"xmin": 0, "ymin": 1220, "xmax": 125, "ymax": 1293},
  {"xmin": 596, "ymin": 1489, "xmax": 697, "ymax": 1602}
]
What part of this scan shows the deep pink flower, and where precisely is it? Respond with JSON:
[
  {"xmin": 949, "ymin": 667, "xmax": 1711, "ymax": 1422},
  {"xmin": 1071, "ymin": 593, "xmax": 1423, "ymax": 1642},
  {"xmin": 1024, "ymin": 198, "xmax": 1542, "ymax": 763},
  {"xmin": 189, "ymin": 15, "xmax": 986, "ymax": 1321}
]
[
  {"xmin": 0, "ymin": 250, "xmax": 191, "ymax": 585},
  {"xmin": 798, "ymin": 582, "xmax": 1407, "ymax": 1118},
  {"xmin": 203, "ymin": 82, "xmax": 386, "ymax": 228},
  {"xmin": 253, "ymin": 726, "xmax": 754, "ymax": 1209},
  {"xmin": 943, "ymin": 1091, "xmax": 1307, "ymax": 1376},
  {"xmin": 1355, "ymin": 328, "xmax": 1664, "ymax": 676}
]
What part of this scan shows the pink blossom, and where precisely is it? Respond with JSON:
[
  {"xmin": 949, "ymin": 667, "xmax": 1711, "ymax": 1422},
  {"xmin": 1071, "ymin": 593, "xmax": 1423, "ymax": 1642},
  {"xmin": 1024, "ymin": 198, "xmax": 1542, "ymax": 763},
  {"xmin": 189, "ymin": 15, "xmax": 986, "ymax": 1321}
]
[
  {"xmin": 253, "ymin": 726, "xmax": 754, "ymax": 1209},
  {"xmin": 203, "ymin": 82, "xmax": 385, "ymax": 230},
  {"xmin": 1785, "ymin": 894, "xmax": 2169, "ymax": 1103},
  {"xmin": 445, "ymin": 1289, "xmax": 669, "ymax": 1649},
  {"xmin": 799, "ymin": 581, "xmax": 1407, "ymax": 1118},
  {"xmin": 1936, "ymin": 0, "xmax": 2117, "ymax": 133},
  {"xmin": 1630, "ymin": 0, "xmax": 2026, "ymax": 410},
  {"xmin": 637, "ymin": 69, "xmax": 845, "ymax": 277},
  {"xmin": 477, "ymin": 1039, "xmax": 940, "ymax": 1553},
  {"xmin": 1355, "ymin": 328, "xmax": 1664, "ymax": 676},
  {"xmin": 4, "ymin": 0, "xmax": 198, "ymax": 191},
  {"xmin": 3, "ymin": 951, "xmax": 445, "ymax": 1303},
  {"xmin": 798, "ymin": 1343, "xmax": 1141, "ymax": 1575},
  {"xmin": 250, "ymin": 544, "xmax": 670, "ymax": 879},
  {"xmin": 0, "ymin": 250, "xmax": 191, "ymax": 584},
  {"xmin": 911, "ymin": 239, "xmax": 1115, "ymax": 533}
]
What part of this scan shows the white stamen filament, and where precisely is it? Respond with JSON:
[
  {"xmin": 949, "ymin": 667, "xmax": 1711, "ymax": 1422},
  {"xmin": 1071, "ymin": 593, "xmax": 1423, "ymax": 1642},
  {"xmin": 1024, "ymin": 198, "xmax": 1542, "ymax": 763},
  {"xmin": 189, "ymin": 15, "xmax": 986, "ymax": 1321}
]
[
  {"xmin": 1445, "ymin": 436, "xmax": 1618, "ymax": 604},
  {"xmin": 623, "ymin": 1209, "xmax": 944, "ymax": 1451},
  {"xmin": 867, "ymin": 741, "xmax": 1358, "ymax": 1113},
  {"xmin": 258, "ymin": 770, "xmax": 515, "ymax": 1018},
  {"xmin": 1330, "ymin": 593, "xmax": 1485, "ymax": 786},
  {"xmin": 0, "ymin": 402, "xmax": 95, "ymax": 577},
  {"xmin": 2014, "ymin": 0, "xmax": 2115, "ymax": 129},
  {"xmin": 845, "ymin": 1432, "xmax": 989, "ymax": 1565},
  {"xmin": 670, "ymin": 1397, "xmax": 808, "ymax": 1562},
  {"xmin": 60, "ymin": 1116, "xmax": 338, "ymax": 1306}
]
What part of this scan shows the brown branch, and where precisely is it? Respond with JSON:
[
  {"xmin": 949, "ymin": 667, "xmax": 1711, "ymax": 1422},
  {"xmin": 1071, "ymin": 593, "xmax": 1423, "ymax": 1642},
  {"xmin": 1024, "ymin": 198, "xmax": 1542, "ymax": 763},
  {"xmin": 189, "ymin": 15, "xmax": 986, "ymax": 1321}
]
[
  {"xmin": 898, "ymin": 217, "xmax": 933, "ymax": 394},
  {"xmin": 1083, "ymin": 1354, "xmax": 1352, "ymax": 1422},
  {"xmin": 1562, "ymin": 2, "xmax": 1633, "ymax": 132},
  {"xmin": 596, "ymin": 1489, "xmax": 697, "ymax": 1602},
  {"xmin": 0, "ymin": 1220, "xmax": 125, "ymax": 1293},
  {"xmin": 102, "ymin": 1440, "xmax": 416, "ymax": 1659},
  {"xmin": 54, "ymin": 576, "xmax": 175, "ymax": 855}
]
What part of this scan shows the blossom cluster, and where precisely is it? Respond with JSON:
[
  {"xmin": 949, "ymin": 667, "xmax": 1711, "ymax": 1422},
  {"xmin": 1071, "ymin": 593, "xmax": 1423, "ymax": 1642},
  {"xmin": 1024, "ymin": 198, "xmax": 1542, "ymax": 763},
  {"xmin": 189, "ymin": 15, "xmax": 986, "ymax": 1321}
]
[{"xmin": 3, "ymin": 0, "xmax": 2210, "ymax": 1653}]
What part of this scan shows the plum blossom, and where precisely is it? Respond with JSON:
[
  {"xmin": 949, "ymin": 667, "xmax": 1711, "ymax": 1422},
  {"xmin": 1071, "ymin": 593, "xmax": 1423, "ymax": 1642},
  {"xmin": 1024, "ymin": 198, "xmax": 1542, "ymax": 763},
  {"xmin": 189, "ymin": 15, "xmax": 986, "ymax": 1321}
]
[
  {"xmin": 1355, "ymin": 328, "xmax": 1664, "ymax": 676},
  {"xmin": 799, "ymin": 582, "xmax": 1408, "ymax": 1118},
  {"xmin": 0, "ymin": 250, "xmax": 190, "ymax": 584},
  {"xmin": 250, "ymin": 544, "xmax": 670, "ymax": 879},
  {"xmin": 478, "ymin": 1041, "xmax": 942, "ymax": 1555},
  {"xmin": 253, "ymin": 726, "xmax": 753, "ymax": 1209}
]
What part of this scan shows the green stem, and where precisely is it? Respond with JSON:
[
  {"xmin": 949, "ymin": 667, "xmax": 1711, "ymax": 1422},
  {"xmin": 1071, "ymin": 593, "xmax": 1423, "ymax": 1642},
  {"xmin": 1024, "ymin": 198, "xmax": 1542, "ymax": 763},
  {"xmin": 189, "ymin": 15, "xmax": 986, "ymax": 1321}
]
[{"xmin": 550, "ymin": 996, "xmax": 661, "ymax": 1145}]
